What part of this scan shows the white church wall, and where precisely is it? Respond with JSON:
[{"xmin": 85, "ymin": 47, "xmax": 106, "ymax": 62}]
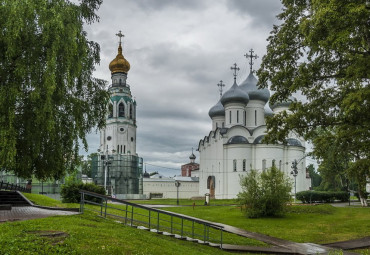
[
  {"xmin": 245, "ymin": 100, "xmax": 266, "ymax": 129},
  {"xmin": 143, "ymin": 179, "xmax": 199, "ymax": 199}
]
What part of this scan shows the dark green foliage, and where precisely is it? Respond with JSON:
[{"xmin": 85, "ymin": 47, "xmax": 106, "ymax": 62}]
[
  {"xmin": 296, "ymin": 191, "xmax": 349, "ymax": 203},
  {"xmin": 306, "ymin": 164, "xmax": 322, "ymax": 189},
  {"xmin": 238, "ymin": 166, "xmax": 292, "ymax": 218},
  {"xmin": 257, "ymin": 0, "xmax": 370, "ymax": 205},
  {"xmin": 0, "ymin": 0, "xmax": 109, "ymax": 180},
  {"xmin": 61, "ymin": 182, "xmax": 105, "ymax": 203}
]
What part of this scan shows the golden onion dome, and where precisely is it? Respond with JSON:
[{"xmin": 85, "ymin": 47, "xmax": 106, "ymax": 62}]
[{"xmin": 109, "ymin": 43, "xmax": 130, "ymax": 74}]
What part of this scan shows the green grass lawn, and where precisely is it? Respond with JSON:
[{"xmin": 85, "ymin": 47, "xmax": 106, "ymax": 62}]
[
  {"xmin": 127, "ymin": 198, "xmax": 238, "ymax": 206},
  {"xmin": 163, "ymin": 204, "xmax": 370, "ymax": 244},
  {"xmin": 2, "ymin": 194, "xmax": 368, "ymax": 254}
]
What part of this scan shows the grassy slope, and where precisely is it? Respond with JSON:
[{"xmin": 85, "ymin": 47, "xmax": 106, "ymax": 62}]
[
  {"xmin": 22, "ymin": 193, "xmax": 78, "ymax": 208},
  {"xmin": 163, "ymin": 205, "xmax": 370, "ymax": 244}
]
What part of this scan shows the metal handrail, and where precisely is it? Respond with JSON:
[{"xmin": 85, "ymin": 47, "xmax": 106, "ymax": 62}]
[
  {"xmin": 79, "ymin": 190, "xmax": 224, "ymax": 247},
  {"xmin": 0, "ymin": 181, "xmax": 31, "ymax": 193}
]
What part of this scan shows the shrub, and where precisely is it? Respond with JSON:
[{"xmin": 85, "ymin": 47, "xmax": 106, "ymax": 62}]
[
  {"xmin": 296, "ymin": 191, "xmax": 349, "ymax": 203},
  {"xmin": 61, "ymin": 182, "xmax": 106, "ymax": 203},
  {"xmin": 238, "ymin": 166, "xmax": 292, "ymax": 218}
]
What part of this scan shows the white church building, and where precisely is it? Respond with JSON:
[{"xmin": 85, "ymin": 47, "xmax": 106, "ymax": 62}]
[{"xmin": 198, "ymin": 51, "xmax": 311, "ymax": 199}]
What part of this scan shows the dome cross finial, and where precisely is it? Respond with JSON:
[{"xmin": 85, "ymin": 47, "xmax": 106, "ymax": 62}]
[
  {"xmin": 116, "ymin": 30, "xmax": 125, "ymax": 44},
  {"xmin": 244, "ymin": 49, "xmax": 259, "ymax": 73},
  {"xmin": 217, "ymin": 80, "xmax": 225, "ymax": 98},
  {"xmin": 230, "ymin": 63, "xmax": 240, "ymax": 83}
]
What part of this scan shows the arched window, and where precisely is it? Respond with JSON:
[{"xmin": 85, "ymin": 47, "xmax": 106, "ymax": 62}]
[
  {"xmin": 118, "ymin": 103, "xmax": 125, "ymax": 117},
  {"xmin": 233, "ymin": 159, "xmax": 237, "ymax": 172},
  {"xmin": 244, "ymin": 111, "xmax": 246, "ymax": 126},
  {"xmin": 129, "ymin": 105, "xmax": 133, "ymax": 119},
  {"xmin": 243, "ymin": 159, "xmax": 246, "ymax": 171},
  {"xmin": 272, "ymin": 159, "xmax": 276, "ymax": 167},
  {"xmin": 119, "ymin": 78, "xmax": 122, "ymax": 85},
  {"xmin": 262, "ymin": 159, "xmax": 266, "ymax": 171},
  {"xmin": 229, "ymin": 111, "xmax": 232, "ymax": 124},
  {"xmin": 237, "ymin": 110, "xmax": 239, "ymax": 123},
  {"xmin": 108, "ymin": 104, "xmax": 113, "ymax": 118},
  {"xmin": 279, "ymin": 160, "xmax": 282, "ymax": 170}
]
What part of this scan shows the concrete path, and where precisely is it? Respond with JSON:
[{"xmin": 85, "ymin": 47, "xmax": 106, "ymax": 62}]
[{"xmin": 0, "ymin": 206, "xmax": 79, "ymax": 223}]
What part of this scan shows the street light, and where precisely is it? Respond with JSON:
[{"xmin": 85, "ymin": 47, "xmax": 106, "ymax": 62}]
[
  {"xmin": 175, "ymin": 180, "xmax": 181, "ymax": 205},
  {"xmin": 290, "ymin": 159, "xmax": 298, "ymax": 203}
]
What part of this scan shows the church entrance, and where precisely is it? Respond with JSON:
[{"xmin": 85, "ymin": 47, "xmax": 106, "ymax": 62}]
[{"xmin": 207, "ymin": 176, "xmax": 215, "ymax": 198}]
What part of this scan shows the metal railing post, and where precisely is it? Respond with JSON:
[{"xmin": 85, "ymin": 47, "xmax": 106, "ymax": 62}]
[
  {"xmin": 148, "ymin": 210, "xmax": 151, "ymax": 229},
  {"xmin": 170, "ymin": 215, "xmax": 173, "ymax": 234},
  {"xmin": 125, "ymin": 204, "xmax": 128, "ymax": 225},
  {"xmin": 203, "ymin": 224, "xmax": 206, "ymax": 243},
  {"xmin": 220, "ymin": 228, "xmax": 223, "ymax": 249},
  {"xmin": 181, "ymin": 218, "xmax": 184, "ymax": 238},
  {"xmin": 131, "ymin": 206, "xmax": 134, "ymax": 226},
  {"xmin": 157, "ymin": 212, "xmax": 160, "ymax": 233},
  {"xmin": 104, "ymin": 198, "xmax": 108, "ymax": 218},
  {"xmin": 192, "ymin": 221, "xmax": 194, "ymax": 239}
]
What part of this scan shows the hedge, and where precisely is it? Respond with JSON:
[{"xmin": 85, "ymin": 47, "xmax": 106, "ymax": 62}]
[
  {"xmin": 296, "ymin": 191, "xmax": 349, "ymax": 203},
  {"xmin": 61, "ymin": 182, "xmax": 106, "ymax": 203}
]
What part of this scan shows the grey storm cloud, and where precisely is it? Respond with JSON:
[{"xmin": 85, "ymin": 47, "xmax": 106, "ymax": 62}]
[{"xmin": 226, "ymin": 0, "xmax": 282, "ymax": 28}]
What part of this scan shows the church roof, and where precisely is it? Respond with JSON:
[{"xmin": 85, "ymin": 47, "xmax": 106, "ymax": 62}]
[
  {"xmin": 239, "ymin": 73, "xmax": 270, "ymax": 103},
  {"xmin": 208, "ymin": 99, "xmax": 225, "ymax": 118},
  {"xmin": 226, "ymin": 135, "xmax": 249, "ymax": 144},
  {"xmin": 221, "ymin": 81, "xmax": 249, "ymax": 106},
  {"xmin": 109, "ymin": 42, "xmax": 130, "ymax": 74}
]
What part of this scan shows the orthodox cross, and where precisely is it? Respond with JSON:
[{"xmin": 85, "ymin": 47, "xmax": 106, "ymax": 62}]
[
  {"xmin": 244, "ymin": 49, "xmax": 258, "ymax": 73},
  {"xmin": 230, "ymin": 63, "xmax": 240, "ymax": 83},
  {"xmin": 217, "ymin": 80, "xmax": 225, "ymax": 98},
  {"xmin": 116, "ymin": 30, "xmax": 124, "ymax": 44}
]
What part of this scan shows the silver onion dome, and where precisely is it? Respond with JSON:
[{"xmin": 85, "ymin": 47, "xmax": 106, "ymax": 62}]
[
  {"xmin": 220, "ymin": 81, "xmax": 249, "ymax": 106},
  {"xmin": 239, "ymin": 73, "xmax": 270, "ymax": 103},
  {"xmin": 208, "ymin": 99, "xmax": 225, "ymax": 118}
]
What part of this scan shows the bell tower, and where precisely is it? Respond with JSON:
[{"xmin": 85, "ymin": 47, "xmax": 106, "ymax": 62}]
[{"xmin": 100, "ymin": 31, "xmax": 137, "ymax": 156}]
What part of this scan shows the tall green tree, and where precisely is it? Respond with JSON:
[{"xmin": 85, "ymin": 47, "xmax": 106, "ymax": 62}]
[
  {"xmin": 0, "ymin": 0, "xmax": 109, "ymax": 180},
  {"xmin": 306, "ymin": 164, "xmax": 322, "ymax": 189},
  {"xmin": 258, "ymin": 0, "xmax": 370, "ymax": 206}
]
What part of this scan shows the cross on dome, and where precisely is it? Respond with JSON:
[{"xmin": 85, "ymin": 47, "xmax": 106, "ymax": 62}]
[
  {"xmin": 116, "ymin": 30, "xmax": 124, "ymax": 44},
  {"xmin": 230, "ymin": 63, "xmax": 240, "ymax": 83},
  {"xmin": 217, "ymin": 80, "xmax": 225, "ymax": 98},
  {"xmin": 244, "ymin": 49, "xmax": 258, "ymax": 73}
]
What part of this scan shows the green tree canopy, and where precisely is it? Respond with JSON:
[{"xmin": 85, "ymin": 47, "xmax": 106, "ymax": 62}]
[
  {"xmin": 0, "ymin": 0, "xmax": 109, "ymax": 180},
  {"xmin": 258, "ymin": 0, "xmax": 369, "ymax": 205}
]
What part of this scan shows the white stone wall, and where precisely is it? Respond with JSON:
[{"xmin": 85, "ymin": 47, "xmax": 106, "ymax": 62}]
[{"xmin": 143, "ymin": 179, "xmax": 199, "ymax": 199}]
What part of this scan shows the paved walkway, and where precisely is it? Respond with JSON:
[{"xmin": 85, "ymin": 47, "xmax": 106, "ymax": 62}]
[{"xmin": 0, "ymin": 206, "xmax": 79, "ymax": 223}]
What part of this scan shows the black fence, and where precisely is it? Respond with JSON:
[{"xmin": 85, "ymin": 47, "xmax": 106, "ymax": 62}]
[{"xmin": 0, "ymin": 181, "xmax": 31, "ymax": 193}]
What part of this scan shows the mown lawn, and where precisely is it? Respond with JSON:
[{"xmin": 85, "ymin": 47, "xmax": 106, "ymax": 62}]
[{"xmin": 163, "ymin": 204, "xmax": 370, "ymax": 244}]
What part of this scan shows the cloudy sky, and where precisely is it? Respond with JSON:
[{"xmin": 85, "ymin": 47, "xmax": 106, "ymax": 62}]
[{"xmin": 80, "ymin": 0, "xmax": 289, "ymax": 176}]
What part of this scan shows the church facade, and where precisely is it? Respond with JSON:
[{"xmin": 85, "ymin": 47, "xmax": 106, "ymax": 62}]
[
  {"xmin": 92, "ymin": 32, "xmax": 143, "ymax": 199},
  {"xmin": 198, "ymin": 52, "xmax": 311, "ymax": 199}
]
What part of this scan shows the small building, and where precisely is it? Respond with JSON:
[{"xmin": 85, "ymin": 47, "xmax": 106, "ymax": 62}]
[
  {"xmin": 143, "ymin": 175, "xmax": 199, "ymax": 199},
  {"xmin": 181, "ymin": 150, "xmax": 199, "ymax": 177}
]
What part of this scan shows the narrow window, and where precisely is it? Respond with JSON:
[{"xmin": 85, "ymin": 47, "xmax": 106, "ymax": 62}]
[
  {"xmin": 243, "ymin": 160, "xmax": 246, "ymax": 171},
  {"xmin": 229, "ymin": 111, "xmax": 232, "ymax": 124},
  {"xmin": 108, "ymin": 104, "xmax": 113, "ymax": 118},
  {"xmin": 118, "ymin": 103, "xmax": 125, "ymax": 117},
  {"xmin": 262, "ymin": 159, "xmax": 266, "ymax": 171},
  {"xmin": 233, "ymin": 160, "xmax": 237, "ymax": 172},
  {"xmin": 129, "ymin": 105, "xmax": 133, "ymax": 119},
  {"xmin": 222, "ymin": 122, "xmax": 224, "ymax": 128},
  {"xmin": 119, "ymin": 78, "xmax": 122, "ymax": 85},
  {"xmin": 121, "ymin": 145, "xmax": 123, "ymax": 154},
  {"xmin": 255, "ymin": 110, "xmax": 257, "ymax": 126},
  {"xmin": 124, "ymin": 145, "xmax": 126, "ymax": 154},
  {"xmin": 117, "ymin": 145, "xmax": 119, "ymax": 153},
  {"xmin": 279, "ymin": 160, "xmax": 282, "ymax": 170},
  {"xmin": 244, "ymin": 111, "xmax": 246, "ymax": 126},
  {"xmin": 272, "ymin": 159, "xmax": 276, "ymax": 167},
  {"xmin": 237, "ymin": 110, "xmax": 239, "ymax": 123},
  {"xmin": 216, "ymin": 123, "xmax": 218, "ymax": 128}
]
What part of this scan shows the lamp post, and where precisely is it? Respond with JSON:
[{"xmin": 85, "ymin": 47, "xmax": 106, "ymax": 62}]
[
  {"xmin": 175, "ymin": 181, "xmax": 181, "ymax": 205},
  {"xmin": 290, "ymin": 159, "xmax": 298, "ymax": 203}
]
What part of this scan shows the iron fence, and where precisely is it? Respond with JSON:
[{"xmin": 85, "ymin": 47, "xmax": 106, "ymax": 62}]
[
  {"xmin": 79, "ymin": 190, "xmax": 224, "ymax": 248},
  {"xmin": 0, "ymin": 181, "xmax": 31, "ymax": 193}
]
